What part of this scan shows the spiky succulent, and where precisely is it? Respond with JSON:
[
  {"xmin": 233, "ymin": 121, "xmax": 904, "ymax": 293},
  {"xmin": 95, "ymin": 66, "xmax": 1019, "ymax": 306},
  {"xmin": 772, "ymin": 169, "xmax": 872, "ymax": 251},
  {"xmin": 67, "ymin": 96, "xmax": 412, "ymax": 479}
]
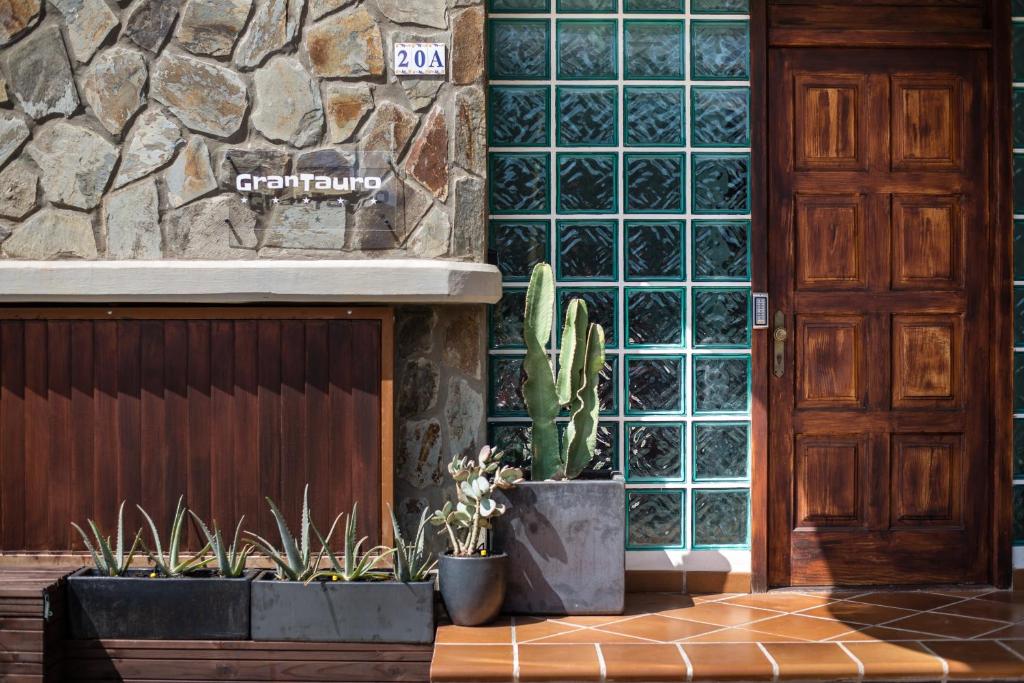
[
  {"xmin": 189, "ymin": 512, "xmax": 253, "ymax": 579},
  {"xmin": 245, "ymin": 485, "xmax": 340, "ymax": 582},
  {"xmin": 310, "ymin": 503, "xmax": 394, "ymax": 583},
  {"xmin": 389, "ymin": 505, "xmax": 436, "ymax": 583},
  {"xmin": 71, "ymin": 501, "xmax": 142, "ymax": 577},
  {"xmin": 137, "ymin": 496, "xmax": 212, "ymax": 577}
]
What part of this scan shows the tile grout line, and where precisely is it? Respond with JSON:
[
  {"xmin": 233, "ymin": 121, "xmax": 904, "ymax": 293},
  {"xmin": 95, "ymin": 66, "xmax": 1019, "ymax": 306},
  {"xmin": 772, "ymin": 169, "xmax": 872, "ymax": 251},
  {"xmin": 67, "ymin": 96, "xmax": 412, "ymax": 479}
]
[
  {"xmin": 996, "ymin": 639, "xmax": 1024, "ymax": 663},
  {"xmin": 915, "ymin": 640, "xmax": 949, "ymax": 683},
  {"xmin": 836, "ymin": 641, "xmax": 865, "ymax": 681},
  {"xmin": 755, "ymin": 641, "xmax": 780, "ymax": 682},
  {"xmin": 675, "ymin": 642, "xmax": 694, "ymax": 682},
  {"xmin": 512, "ymin": 616, "xmax": 520, "ymax": 683},
  {"xmin": 594, "ymin": 643, "xmax": 607, "ymax": 681}
]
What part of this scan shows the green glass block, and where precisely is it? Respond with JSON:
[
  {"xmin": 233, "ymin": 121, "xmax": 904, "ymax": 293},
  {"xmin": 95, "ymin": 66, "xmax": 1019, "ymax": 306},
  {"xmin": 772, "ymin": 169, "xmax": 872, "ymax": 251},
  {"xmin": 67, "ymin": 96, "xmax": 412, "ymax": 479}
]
[
  {"xmin": 625, "ymin": 87, "xmax": 684, "ymax": 147},
  {"xmin": 489, "ymin": 86, "xmax": 549, "ymax": 147},
  {"xmin": 626, "ymin": 288, "xmax": 684, "ymax": 347},
  {"xmin": 490, "ymin": 220, "xmax": 550, "ymax": 282},
  {"xmin": 557, "ymin": 87, "xmax": 618, "ymax": 147},
  {"xmin": 692, "ymin": 87, "xmax": 749, "ymax": 147},
  {"xmin": 625, "ymin": 221, "xmax": 685, "ymax": 281},
  {"xmin": 693, "ymin": 422, "xmax": 748, "ymax": 480},
  {"xmin": 489, "ymin": 422, "xmax": 532, "ymax": 473},
  {"xmin": 1017, "ymin": 352, "xmax": 1024, "ymax": 413},
  {"xmin": 691, "ymin": 21, "xmax": 749, "ymax": 81},
  {"xmin": 625, "ymin": 154, "xmax": 685, "ymax": 214},
  {"xmin": 1015, "ymin": 90, "xmax": 1024, "ymax": 150},
  {"xmin": 692, "ymin": 489, "xmax": 748, "ymax": 548},
  {"xmin": 1015, "ymin": 485, "xmax": 1024, "ymax": 544},
  {"xmin": 1016, "ymin": 220, "xmax": 1024, "ymax": 282},
  {"xmin": 693, "ymin": 220, "xmax": 749, "ymax": 281},
  {"xmin": 1015, "ymin": 24, "xmax": 1024, "ymax": 83},
  {"xmin": 628, "ymin": 491, "xmax": 684, "ymax": 549},
  {"xmin": 692, "ymin": 154, "xmax": 750, "ymax": 214},
  {"xmin": 490, "ymin": 288, "xmax": 528, "ymax": 349},
  {"xmin": 558, "ymin": 287, "xmax": 618, "ymax": 346},
  {"xmin": 558, "ymin": 154, "xmax": 617, "ymax": 214},
  {"xmin": 593, "ymin": 422, "xmax": 619, "ymax": 472},
  {"xmin": 558, "ymin": 0, "xmax": 616, "ymax": 10},
  {"xmin": 489, "ymin": 153, "xmax": 550, "ymax": 214},
  {"xmin": 624, "ymin": 21, "xmax": 685, "ymax": 80},
  {"xmin": 1016, "ymin": 154, "xmax": 1024, "ymax": 215},
  {"xmin": 489, "ymin": 355, "xmax": 527, "ymax": 415},
  {"xmin": 692, "ymin": 288, "xmax": 750, "ymax": 347},
  {"xmin": 626, "ymin": 355, "xmax": 684, "ymax": 414},
  {"xmin": 691, "ymin": 0, "xmax": 748, "ymax": 12},
  {"xmin": 598, "ymin": 356, "xmax": 619, "ymax": 414},
  {"xmin": 627, "ymin": 423, "xmax": 684, "ymax": 482},
  {"xmin": 1015, "ymin": 0, "xmax": 1024, "ymax": 15},
  {"xmin": 1017, "ymin": 287, "xmax": 1024, "ymax": 347},
  {"xmin": 1015, "ymin": 419, "xmax": 1024, "ymax": 479},
  {"xmin": 624, "ymin": 0, "xmax": 683, "ymax": 11},
  {"xmin": 557, "ymin": 20, "xmax": 618, "ymax": 80},
  {"xmin": 489, "ymin": 20, "xmax": 551, "ymax": 80},
  {"xmin": 490, "ymin": 0, "xmax": 550, "ymax": 11},
  {"xmin": 693, "ymin": 355, "xmax": 749, "ymax": 414},
  {"xmin": 557, "ymin": 220, "xmax": 618, "ymax": 280}
]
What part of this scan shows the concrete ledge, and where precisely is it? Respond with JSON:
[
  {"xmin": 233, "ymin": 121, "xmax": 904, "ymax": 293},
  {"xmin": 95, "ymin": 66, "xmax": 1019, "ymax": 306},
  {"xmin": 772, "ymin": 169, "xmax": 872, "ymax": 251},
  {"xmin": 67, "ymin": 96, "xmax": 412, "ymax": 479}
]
[{"xmin": 0, "ymin": 260, "xmax": 503, "ymax": 304}]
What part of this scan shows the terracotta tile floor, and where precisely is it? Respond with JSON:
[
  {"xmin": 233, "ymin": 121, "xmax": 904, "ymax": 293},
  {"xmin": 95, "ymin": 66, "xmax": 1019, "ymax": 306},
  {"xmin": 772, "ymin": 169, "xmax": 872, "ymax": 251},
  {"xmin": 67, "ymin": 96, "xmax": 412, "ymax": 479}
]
[{"xmin": 431, "ymin": 590, "xmax": 1024, "ymax": 681}]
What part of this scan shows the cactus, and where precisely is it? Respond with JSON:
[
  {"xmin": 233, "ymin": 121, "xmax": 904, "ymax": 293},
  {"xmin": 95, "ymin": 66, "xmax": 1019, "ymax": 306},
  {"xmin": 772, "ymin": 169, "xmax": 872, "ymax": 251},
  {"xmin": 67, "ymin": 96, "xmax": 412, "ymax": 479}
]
[
  {"xmin": 245, "ymin": 484, "xmax": 341, "ymax": 581},
  {"xmin": 389, "ymin": 505, "xmax": 436, "ymax": 583},
  {"xmin": 137, "ymin": 497, "xmax": 213, "ymax": 577},
  {"xmin": 189, "ymin": 512, "xmax": 254, "ymax": 579},
  {"xmin": 309, "ymin": 503, "xmax": 394, "ymax": 583},
  {"xmin": 71, "ymin": 501, "xmax": 142, "ymax": 577},
  {"xmin": 522, "ymin": 263, "xmax": 606, "ymax": 480}
]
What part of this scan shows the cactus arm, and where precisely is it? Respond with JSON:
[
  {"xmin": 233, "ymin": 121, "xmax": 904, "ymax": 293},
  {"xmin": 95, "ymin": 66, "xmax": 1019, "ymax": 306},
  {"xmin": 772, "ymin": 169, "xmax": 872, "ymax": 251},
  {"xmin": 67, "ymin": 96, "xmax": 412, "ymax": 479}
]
[
  {"xmin": 564, "ymin": 323, "xmax": 606, "ymax": 479},
  {"xmin": 522, "ymin": 264, "xmax": 561, "ymax": 480},
  {"xmin": 555, "ymin": 299, "xmax": 589, "ymax": 406}
]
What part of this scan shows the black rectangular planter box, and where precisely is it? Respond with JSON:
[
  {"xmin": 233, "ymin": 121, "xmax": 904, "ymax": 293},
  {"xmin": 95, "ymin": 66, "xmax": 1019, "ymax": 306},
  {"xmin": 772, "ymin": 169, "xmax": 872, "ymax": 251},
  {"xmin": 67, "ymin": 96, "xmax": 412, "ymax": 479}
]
[
  {"xmin": 250, "ymin": 572, "xmax": 435, "ymax": 644},
  {"xmin": 66, "ymin": 568, "xmax": 256, "ymax": 640},
  {"xmin": 493, "ymin": 475, "xmax": 625, "ymax": 615}
]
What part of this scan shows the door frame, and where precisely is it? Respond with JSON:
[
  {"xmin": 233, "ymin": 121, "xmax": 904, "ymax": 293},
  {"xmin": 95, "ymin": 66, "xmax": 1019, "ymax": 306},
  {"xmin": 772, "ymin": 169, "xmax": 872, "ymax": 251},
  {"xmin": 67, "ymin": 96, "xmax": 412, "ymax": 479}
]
[{"xmin": 749, "ymin": 0, "xmax": 1014, "ymax": 591}]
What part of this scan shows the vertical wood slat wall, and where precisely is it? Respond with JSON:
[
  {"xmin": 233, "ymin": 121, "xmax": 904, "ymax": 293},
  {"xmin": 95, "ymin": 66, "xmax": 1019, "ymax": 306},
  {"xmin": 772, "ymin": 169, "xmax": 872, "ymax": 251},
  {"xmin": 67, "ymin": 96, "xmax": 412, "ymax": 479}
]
[{"xmin": 0, "ymin": 310, "xmax": 387, "ymax": 552}]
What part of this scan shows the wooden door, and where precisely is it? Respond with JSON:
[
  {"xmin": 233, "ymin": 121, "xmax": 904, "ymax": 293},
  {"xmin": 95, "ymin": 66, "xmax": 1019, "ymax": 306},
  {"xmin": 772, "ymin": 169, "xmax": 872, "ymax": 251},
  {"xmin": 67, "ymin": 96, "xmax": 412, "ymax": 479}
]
[
  {"xmin": 768, "ymin": 49, "xmax": 993, "ymax": 586},
  {"xmin": 0, "ymin": 308, "xmax": 393, "ymax": 552}
]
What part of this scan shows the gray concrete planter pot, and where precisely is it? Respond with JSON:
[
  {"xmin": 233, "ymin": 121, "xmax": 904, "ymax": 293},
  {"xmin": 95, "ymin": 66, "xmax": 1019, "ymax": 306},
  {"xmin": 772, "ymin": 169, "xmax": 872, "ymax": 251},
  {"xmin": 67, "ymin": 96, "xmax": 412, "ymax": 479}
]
[
  {"xmin": 493, "ymin": 475, "xmax": 625, "ymax": 615},
  {"xmin": 438, "ymin": 553, "xmax": 507, "ymax": 626},
  {"xmin": 250, "ymin": 572, "xmax": 435, "ymax": 644},
  {"xmin": 66, "ymin": 568, "xmax": 256, "ymax": 640}
]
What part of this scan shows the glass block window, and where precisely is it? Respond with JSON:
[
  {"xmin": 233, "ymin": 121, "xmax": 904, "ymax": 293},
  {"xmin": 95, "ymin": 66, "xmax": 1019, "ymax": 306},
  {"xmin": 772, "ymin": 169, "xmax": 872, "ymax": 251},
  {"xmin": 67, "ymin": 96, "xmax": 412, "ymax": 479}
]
[
  {"xmin": 1015, "ymin": 8, "xmax": 1024, "ymax": 546},
  {"xmin": 488, "ymin": 0, "xmax": 752, "ymax": 552}
]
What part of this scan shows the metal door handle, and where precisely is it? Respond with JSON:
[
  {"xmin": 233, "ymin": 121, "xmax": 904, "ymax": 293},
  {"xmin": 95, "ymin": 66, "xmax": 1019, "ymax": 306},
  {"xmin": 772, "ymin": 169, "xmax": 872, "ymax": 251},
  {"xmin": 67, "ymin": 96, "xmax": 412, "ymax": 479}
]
[{"xmin": 773, "ymin": 311, "xmax": 787, "ymax": 378}]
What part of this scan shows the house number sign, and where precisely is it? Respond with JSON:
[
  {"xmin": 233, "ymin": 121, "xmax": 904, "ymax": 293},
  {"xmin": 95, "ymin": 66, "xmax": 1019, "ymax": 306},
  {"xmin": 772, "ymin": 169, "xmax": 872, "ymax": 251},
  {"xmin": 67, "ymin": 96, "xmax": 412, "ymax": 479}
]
[{"xmin": 394, "ymin": 43, "xmax": 446, "ymax": 76}]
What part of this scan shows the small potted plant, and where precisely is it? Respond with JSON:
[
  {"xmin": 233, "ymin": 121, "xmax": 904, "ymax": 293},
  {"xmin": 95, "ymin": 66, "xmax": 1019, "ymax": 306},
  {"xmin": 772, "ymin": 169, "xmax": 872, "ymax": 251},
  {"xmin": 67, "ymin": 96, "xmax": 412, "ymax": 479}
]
[
  {"xmin": 247, "ymin": 486, "xmax": 436, "ymax": 644},
  {"xmin": 430, "ymin": 446, "xmax": 522, "ymax": 626},
  {"xmin": 66, "ymin": 498, "xmax": 257, "ymax": 640},
  {"xmin": 492, "ymin": 262, "xmax": 626, "ymax": 615}
]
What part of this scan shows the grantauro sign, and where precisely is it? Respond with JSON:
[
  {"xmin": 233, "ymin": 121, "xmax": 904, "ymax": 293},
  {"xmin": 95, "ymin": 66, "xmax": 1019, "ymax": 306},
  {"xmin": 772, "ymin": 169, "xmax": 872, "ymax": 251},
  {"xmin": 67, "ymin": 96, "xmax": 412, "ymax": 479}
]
[{"xmin": 235, "ymin": 173, "xmax": 384, "ymax": 193}]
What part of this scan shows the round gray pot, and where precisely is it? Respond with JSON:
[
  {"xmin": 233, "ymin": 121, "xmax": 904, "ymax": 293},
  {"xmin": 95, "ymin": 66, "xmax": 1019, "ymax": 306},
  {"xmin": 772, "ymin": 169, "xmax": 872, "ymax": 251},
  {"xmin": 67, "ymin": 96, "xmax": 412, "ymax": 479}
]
[{"xmin": 438, "ymin": 553, "xmax": 507, "ymax": 626}]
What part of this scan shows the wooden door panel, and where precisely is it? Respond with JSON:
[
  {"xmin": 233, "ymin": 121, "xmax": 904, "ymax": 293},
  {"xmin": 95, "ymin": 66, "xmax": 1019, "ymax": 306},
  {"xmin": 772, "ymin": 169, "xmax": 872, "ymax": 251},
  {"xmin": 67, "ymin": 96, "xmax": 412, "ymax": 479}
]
[
  {"xmin": 793, "ymin": 74, "xmax": 870, "ymax": 171},
  {"xmin": 891, "ymin": 314, "xmax": 963, "ymax": 409},
  {"xmin": 891, "ymin": 194, "xmax": 964, "ymax": 290},
  {"xmin": 890, "ymin": 433, "xmax": 964, "ymax": 527},
  {"xmin": 794, "ymin": 434, "xmax": 869, "ymax": 527},
  {"xmin": 891, "ymin": 75, "xmax": 964, "ymax": 170},
  {"xmin": 796, "ymin": 315, "xmax": 867, "ymax": 408},
  {"xmin": 794, "ymin": 194, "xmax": 868, "ymax": 290}
]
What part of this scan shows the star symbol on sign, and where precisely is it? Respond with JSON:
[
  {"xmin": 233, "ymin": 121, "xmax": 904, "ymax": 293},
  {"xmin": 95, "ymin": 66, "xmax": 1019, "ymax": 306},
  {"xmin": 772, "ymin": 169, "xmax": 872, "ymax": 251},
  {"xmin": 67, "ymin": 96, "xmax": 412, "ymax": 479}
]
[
  {"xmin": 336, "ymin": 198, "xmax": 346, "ymax": 205},
  {"xmin": 303, "ymin": 196, "xmax": 310, "ymax": 204},
  {"xmin": 272, "ymin": 197, "xmax": 280, "ymax": 204},
  {"xmin": 240, "ymin": 196, "xmax": 248, "ymax": 204}
]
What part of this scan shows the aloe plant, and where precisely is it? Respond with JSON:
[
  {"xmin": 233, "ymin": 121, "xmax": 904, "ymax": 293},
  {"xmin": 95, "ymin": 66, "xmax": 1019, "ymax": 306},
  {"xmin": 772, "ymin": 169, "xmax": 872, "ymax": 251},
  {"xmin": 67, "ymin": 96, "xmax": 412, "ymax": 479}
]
[
  {"xmin": 310, "ymin": 503, "xmax": 394, "ymax": 582},
  {"xmin": 389, "ymin": 505, "xmax": 436, "ymax": 583},
  {"xmin": 245, "ymin": 485, "xmax": 340, "ymax": 582},
  {"xmin": 71, "ymin": 501, "xmax": 142, "ymax": 577},
  {"xmin": 189, "ymin": 512, "xmax": 254, "ymax": 579},
  {"xmin": 522, "ymin": 262, "xmax": 606, "ymax": 480},
  {"xmin": 430, "ymin": 446, "xmax": 523, "ymax": 556},
  {"xmin": 137, "ymin": 496, "xmax": 212, "ymax": 577}
]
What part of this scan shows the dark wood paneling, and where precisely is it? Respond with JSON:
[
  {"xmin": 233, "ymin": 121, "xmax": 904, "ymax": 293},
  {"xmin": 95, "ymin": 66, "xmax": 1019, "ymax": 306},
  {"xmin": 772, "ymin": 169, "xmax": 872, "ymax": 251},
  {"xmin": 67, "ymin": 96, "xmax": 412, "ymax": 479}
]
[{"xmin": 0, "ymin": 310, "xmax": 391, "ymax": 552}]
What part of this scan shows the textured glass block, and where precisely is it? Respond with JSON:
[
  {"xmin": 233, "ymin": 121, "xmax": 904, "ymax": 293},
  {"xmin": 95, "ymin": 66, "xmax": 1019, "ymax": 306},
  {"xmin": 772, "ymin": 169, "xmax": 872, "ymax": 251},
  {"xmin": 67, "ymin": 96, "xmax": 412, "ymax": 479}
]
[
  {"xmin": 557, "ymin": 20, "xmax": 617, "ymax": 80},
  {"xmin": 489, "ymin": 154, "xmax": 549, "ymax": 214},
  {"xmin": 1015, "ymin": 90, "xmax": 1024, "ymax": 150},
  {"xmin": 1016, "ymin": 154, "xmax": 1024, "ymax": 215},
  {"xmin": 693, "ymin": 288, "xmax": 749, "ymax": 347},
  {"xmin": 694, "ymin": 355, "xmax": 749, "ymax": 414},
  {"xmin": 491, "ymin": 288, "xmax": 528, "ymax": 348},
  {"xmin": 624, "ymin": 0, "xmax": 683, "ymax": 10},
  {"xmin": 693, "ymin": 220, "xmax": 749, "ymax": 281},
  {"xmin": 691, "ymin": 0, "xmax": 748, "ymax": 12},
  {"xmin": 490, "ymin": 220, "xmax": 550, "ymax": 282},
  {"xmin": 626, "ymin": 288, "xmax": 684, "ymax": 347},
  {"xmin": 625, "ymin": 154, "xmax": 685, "ymax": 214},
  {"xmin": 558, "ymin": 287, "xmax": 618, "ymax": 346},
  {"xmin": 489, "ymin": 423, "xmax": 532, "ymax": 473},
  {"xmin": 598, "ymin": 356, "xmax": 618, "ymax": 414},
  {"xmin": 558, "ymin": 0, "xmax": 616, "ymax": 10},
  {"xmin": 693, "ymin": 422, "xmax": 748, "ymax": 480},
  {"xmin": 489, "ymin": 86, "xmax": 549, "ymax": 147},
  {"xmin": 558, "ymin": 154, "xmax": 617, "ymax": 214},
  {"xmin": 1017, "ymin": 220, "xmax": 1024, "ymax": 282},
  {"xmin": 627, "ymin": 356, "xmax": 684, "ymax": 414},
  {"xmin": 1017, "ymin": 287, "xmax": 1024, "ymax": 347},
  {"xmin": 1015, "ymin": 485, "xmax": 1024, "ymax": 543},
  {"xmin": 489, "ymin": 20, "xmax": 550, "ymax": 80},
  {"xmin": 1015, "ymin": 24, "xmax": 1024, "ymax": 83},
  {"xmin": 1015, "ymin": 0, "xmax": 1024, "ymax": 15},
  {"xmin": 558, "ymin": 221, "xmax": 617, "ymax": 280},
  {"xmin": 691, "ymin": 21, "xmax": 749, "ymax": 81},
  {"xmin": 628, "ymin": 491, "xmax": 683, "ymax": 548},
  {"xmin": 625, "ymin": 87, "xmax": 684, "ymax": 147},
  {"xmin": 627, "ymin": 424, "xmax": 684, "ymax": 481},
  {"xmin": 692, "ymin": 88, "xmax": 749, "ymax": 147},
  {"xmin": 625, "ymin": 221, "xmax": 685, "ymax": 281},
  {"xmin": 490, "ymin": 0, "xmax": 550, "ymax": 10},
  {"xmin": 693, "ymin": 489, "xmax": 748, "ymax": 547},
  {"xmin": 558, "ymin": 87, "xmax": 618, "ymax": 147},
  {"xmin": 692, "ymin": 154, "xmax": 750, "ymax": 214},
  {"xmin": 1017, "ymin": 352, "xmax": 1024, "ymax": 413},
  {"xmin": 1015, "ymin": 419, "xmax": 1024, "ymax": 479},
  {"xmin": 490, "ymin": 355, "xmax": 527, "ymax": 415},
  {"xmin": 593, "ymin": 422, "xmax": 618, "ymax": 472},
  {"xmin": 624, "ymin": 21, "xmax": 685, "ymax": 80}
]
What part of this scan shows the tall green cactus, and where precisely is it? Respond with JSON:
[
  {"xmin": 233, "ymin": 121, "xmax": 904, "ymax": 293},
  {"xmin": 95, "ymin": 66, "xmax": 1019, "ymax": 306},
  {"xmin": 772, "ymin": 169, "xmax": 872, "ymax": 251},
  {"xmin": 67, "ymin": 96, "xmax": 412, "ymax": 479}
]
[{"xmin": 522, "ymin": 263, "xmax": 606, "ymax": 480}]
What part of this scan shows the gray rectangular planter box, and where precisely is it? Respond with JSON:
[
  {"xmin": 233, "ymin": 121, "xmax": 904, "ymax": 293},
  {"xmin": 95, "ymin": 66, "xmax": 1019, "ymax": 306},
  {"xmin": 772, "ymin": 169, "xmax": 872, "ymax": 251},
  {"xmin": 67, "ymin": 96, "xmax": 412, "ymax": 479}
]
[
  {"xmin": 493, "ymin": 475, "xmax": 625, "ymax": 615},
  {"xmin": 66, "ymin": 568, "xmax": 256, "ymax": 640},
  {"xmin": 250, "ymin": 572, "xmax": 435, "ymax": 644}
]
